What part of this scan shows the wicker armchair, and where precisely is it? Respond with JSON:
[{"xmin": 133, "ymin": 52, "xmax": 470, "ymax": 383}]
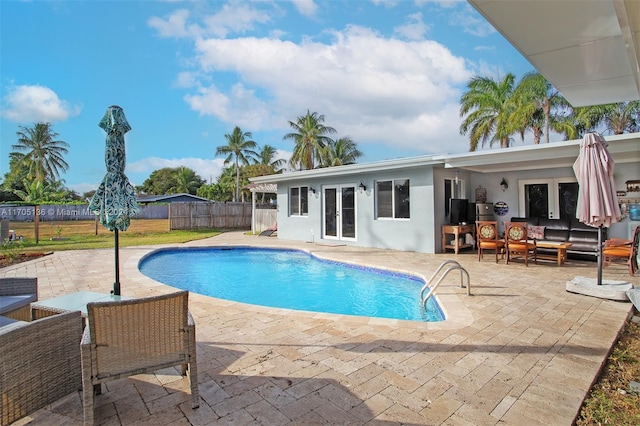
[
  {"xmin": 1, "ymin": 310, "xmax": 83, "ymax": 426},
  {"xmin": 81, "ymin": 291, "xmax": 199, "ymax": 425},
  {"xmin": 0, "ymin": 277, "xmax": 38, "ymax": 321}
]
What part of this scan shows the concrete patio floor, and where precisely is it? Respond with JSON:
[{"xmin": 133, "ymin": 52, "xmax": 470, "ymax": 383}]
[{"xmin": 3, "ymin": 231, "xmax": 639, "ymax": 425}]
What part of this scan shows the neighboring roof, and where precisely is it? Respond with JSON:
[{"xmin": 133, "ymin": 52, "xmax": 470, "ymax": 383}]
[
  {"xmin": 136, "ymin": 193, "xmax": 210, "ymax": 204},
  {"xmin": 249, "ymin": 132, "xmax": 640, "ymax": 182},
  {"xmin": 468, "ymin": 0, "xmax": 640, "ymax": 107}
]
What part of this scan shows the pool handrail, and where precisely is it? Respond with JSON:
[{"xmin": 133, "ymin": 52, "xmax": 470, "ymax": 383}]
[{"xmin": 420, "ymin": 260, "xmax": 470, "ymax": 308}]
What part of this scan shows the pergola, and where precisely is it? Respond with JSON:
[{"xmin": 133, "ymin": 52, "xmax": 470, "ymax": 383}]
[{"xmin": 246, "ymin": 182, "xmax": 277, "ymax": 235}]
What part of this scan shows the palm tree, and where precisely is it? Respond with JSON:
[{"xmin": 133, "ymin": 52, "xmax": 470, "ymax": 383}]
[
  {"xmin": 459, "ymin": 74, "xmax": 518, "ymax": 151},
  {"xmin": 170, "ymin": 167, "xmax": 204, "ymax": 194},
  {"xmin": 284, "ymin": 110, "xmax": 337, "ymax": 170},
  {"xmin": 215, "ymin": 126, "xmax": 258, "ymax": 202},
  {"xmin": 604, "ymin": 101, "xmax": 640, "ymax": 134},
  {"xmin": 574, "ymin": 101, "xmax": 640, "ymax": 135},
  {"xmin": 510, "ymin": 72, "xmax": 571, "ymax": 144},
  {"xmin": 319, "ymin": 137, "xmax": 363, "ymax": 167},
  {"xmin": 254, "ymin": 144, "xmax": 286, "ymax": 172},
  {"xmin": 12, "ymin": 123, "xmax": 70, "ymax": 184}
]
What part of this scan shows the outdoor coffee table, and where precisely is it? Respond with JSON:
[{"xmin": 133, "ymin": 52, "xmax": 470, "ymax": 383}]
[
  {"xmin": 31, "ymin": 291, "xmax": 132, "ymax": 321},
  {"xmin": 536, "ymin": 241, "xmax": 572, "ymax": 265}
]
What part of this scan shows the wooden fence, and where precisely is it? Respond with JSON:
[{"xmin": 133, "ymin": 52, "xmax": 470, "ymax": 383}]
[{"xmin": 169, "ymin": 202, "xmax": 276, "ymax": 231}]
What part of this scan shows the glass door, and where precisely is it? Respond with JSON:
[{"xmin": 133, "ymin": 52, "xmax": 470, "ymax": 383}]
[
  {"xmin": 323, "ymin": 185, "xmax": 356, "ymax": 240},
  {"xmin": 518, "ymin": 178, "xmax": 578, "ymax": 220}
]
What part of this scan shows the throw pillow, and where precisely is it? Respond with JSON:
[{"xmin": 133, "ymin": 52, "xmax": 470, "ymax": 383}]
[{"xmin": 527, "ymin": 225, "xmax": 545, "ymax": 240}]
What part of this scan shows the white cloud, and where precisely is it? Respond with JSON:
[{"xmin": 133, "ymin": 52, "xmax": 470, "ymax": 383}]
[
  {"xmin": 394, "ymin": 12, "xmax": 430, "ymax": 40},
  {"xmin": 290, "ymin": 0, "xmax": 318, "ymax": 17},
  {"xmin": 181, "ymin": 24, "xmax": 472, "ymax": 155},
  {"xmin": 1, "ymin": 84, "xmax": 81, "ymax": 123},
  {"xmin": 449, "ymin": 5, "xmax": 495, "ymax": 37},
  {"xmin": 148, "ymin": 9, "xmax": 197, "ymax": 38},
  {"xmin": 128, "ymin": 156, "xmax": 227, "ymax": 182},
  {"xmin": 149, "ymin": 3, "xmax": 272, "ymax": 40}
]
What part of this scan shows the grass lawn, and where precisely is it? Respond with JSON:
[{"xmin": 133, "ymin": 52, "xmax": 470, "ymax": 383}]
[{"xmin": 3, "ymin": 219, "xmax": 222, "ymax": 252}]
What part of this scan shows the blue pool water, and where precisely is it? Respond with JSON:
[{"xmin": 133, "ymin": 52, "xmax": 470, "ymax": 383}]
[{"xmin": 139, "ymin": 247, "xmax": 444, "ymax": 322}]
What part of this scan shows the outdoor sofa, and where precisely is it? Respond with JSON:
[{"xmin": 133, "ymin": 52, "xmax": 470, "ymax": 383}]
[
  {"xmin": 510, "ymin": 217, "xmax": 602, "ymax": 260},
  {"xmin": 0, "ymin": 277, "xmax": 38, "ymax": 321},
  {"xmin": 1, "ymin": 310, "xmax": 83, "ymax": 426}
]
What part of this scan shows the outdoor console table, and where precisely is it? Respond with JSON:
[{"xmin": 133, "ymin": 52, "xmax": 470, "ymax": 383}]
[
  {"xmin": 442, "ymin": 224, "xmax": 475, "ymax": 254},
  {"xmin": 536, "ymin": 241, "xmax": 572, "ymax": 265},
  {"xmin": 31, "ymin": 291, "xmax": 132, "ymax": 321}
]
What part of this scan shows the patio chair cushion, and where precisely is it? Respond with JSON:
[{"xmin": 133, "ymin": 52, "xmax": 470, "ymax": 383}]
[{"xmin": 0, "ymin": 294, "xmax": 37, "ymax": 315}]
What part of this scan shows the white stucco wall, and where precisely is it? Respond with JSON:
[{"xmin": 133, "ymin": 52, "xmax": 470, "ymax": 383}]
[{"xmin": 275, "ymin": 166, "xmax": 438, "ymax": 253}]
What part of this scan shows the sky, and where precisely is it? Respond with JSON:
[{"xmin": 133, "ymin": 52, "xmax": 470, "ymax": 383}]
[{"xmin": 0, "ymin": 0, "xmax": 535, "ymax": 195}]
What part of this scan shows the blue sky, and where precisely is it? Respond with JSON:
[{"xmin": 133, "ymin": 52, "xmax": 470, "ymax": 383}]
[{"xmin": 0, "ymin": 0, "xmax": 534, "ymax": 195}]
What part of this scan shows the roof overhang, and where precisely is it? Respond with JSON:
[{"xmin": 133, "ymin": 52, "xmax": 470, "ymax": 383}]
[
  {"xmin": 435, "ymin": 132, "xmax": 640, "ymax": 173},
  {"xmin": 250, "ymin": 156, "xmax": 442, "ymax": 184},
  {"xmin": 251, "ymin": 133, "xmax": 640, "ymax": 181},
  {"xmin": 469, "ymin": 0, "xmax": 640, "ymax": 106}
]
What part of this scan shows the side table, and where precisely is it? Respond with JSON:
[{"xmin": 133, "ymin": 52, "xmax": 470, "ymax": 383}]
[
  {"xmin": 32, "ymin": 291, "xmax": 132, "ymax": 322},
  {"xmin": 442, "ymin": 224, "xmax": 476, "ymax": 254}
]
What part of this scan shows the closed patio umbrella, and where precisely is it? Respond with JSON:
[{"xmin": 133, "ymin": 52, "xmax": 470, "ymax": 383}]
[
  {"xmin": 572, "ymin": 132, "xmax": 621, "ymax": 285},
  {"xmin": 89, "ymin": 105, "xmax": 139, "ymax": 295}
]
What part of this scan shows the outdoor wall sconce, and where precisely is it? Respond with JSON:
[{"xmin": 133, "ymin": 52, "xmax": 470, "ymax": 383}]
[
  {"xmin": 500, "ymin": 177, "xmax": 508, "ymax": 191},
  {"xmin": 309, "ymin": 187, "xmax": 316, "ymax": 194},
  {"xmin": 358, "ymin": 181, "xmax": 367, "ymax": 192}
]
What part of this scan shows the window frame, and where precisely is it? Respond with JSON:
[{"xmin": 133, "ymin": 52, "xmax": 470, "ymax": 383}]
[
  {"xmin": 375, "ymin": 179, "xmax": 410, "ymax": 219},
  {"xmin": 289, "ymin": 186, "xmax": 309, "ymax": 217}
]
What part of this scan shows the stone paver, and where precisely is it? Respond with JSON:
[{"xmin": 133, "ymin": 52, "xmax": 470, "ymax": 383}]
[{"xmin": 3, "ymin": 231, "xmax": 638, "ymax": 425}]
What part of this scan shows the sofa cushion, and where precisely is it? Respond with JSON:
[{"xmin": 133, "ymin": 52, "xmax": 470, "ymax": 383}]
[
  {"xmin": 538, "ymin": 218, "xmax": 570, "ymax": 242},
  {"xmin": 510, "ymin": 217, "xmax": 539, "ymax": 226},
  {"xmin": 568, "ymin": 230, "xmax": 601, "ymax": 253}
]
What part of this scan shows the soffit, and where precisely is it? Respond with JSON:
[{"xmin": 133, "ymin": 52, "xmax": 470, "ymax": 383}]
[
  {"xmin": 436, "ymin": 133, "xmax": 640, "ymax": 173},
  {"xmin": 468, "ymin": 0, "xmax": 640, "ymax": 106}
]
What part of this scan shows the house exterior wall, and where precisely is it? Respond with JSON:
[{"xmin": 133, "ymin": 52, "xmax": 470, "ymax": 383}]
[{"xmin": 275, "ymin": 166, "xmax": 438, "ymax": 253}]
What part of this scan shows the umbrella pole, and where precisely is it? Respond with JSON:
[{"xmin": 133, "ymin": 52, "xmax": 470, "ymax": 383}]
[
  {"xmin": 597, "ymin": 226, "xmax": 603, "ymax": 286},
  {"xmin": 114, "ymin": 229, "xmax": 121, "ymax": 295}
]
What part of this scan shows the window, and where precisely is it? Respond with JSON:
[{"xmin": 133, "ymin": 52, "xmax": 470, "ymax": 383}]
[
  {"xmin": 376, "ymin": 179, "xmax": 410, "ymax": 219},
  {"xmin": 444, "ymin": 178, "xmax": 464, "ymax": 216},
  {"xmin": 289, "ymin": 186, "xmax": 308, "ymax": 216}
]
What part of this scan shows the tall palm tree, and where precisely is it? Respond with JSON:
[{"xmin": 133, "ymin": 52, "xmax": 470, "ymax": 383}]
[
  {"xmin": 319, "ymin": 137, "xmax": 363, "ymax": 167},
  {"xmin": 510, "ymin": 72, "xmax": 571, "ymax": 144},
  {"xmin": 284, "ymin": 110, "xmax": 337, "ymax": 170},
  {"xmin": 254, "ymin": 144, "xmax": 286, "ymax": 172},
  {"xmin": 215, "ymin": 126, "xmax": 258, "ymax": 202},
  {"xmin": 459, "ymin": 74, "xmax": 518, "ymax": 151},
  {"xmin": 12, "ymin": 122, "xmax": 70, "ymax": 184}
]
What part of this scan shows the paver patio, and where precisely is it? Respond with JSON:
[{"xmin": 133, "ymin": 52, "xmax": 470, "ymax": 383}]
[{"xmin": 3, "ymin": 231, "xmax": 638, "ymax": 425}]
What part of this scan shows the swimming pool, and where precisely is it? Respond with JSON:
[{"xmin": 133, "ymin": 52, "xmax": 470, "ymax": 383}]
[{"xmin": 139, "ymin": 247, "xmax": 445, "ymax": 322}]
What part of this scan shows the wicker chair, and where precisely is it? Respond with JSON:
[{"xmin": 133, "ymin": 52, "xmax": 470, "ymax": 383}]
[
  {"xmin": 81, "ymin": 291, "xmax": 199, "ymax": 425},
  {"xmin": 0, "ymin": 277, "xmax": 38, "ymax": 321},
  {"xmin": 1, "ymin": 310, "xmax": 83, "ymax": 426}
]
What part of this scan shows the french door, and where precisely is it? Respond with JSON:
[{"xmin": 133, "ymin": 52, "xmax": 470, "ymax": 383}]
[
  {"xmin": 518, "ymin": 178, "xmax": 579, "ymax": 220},
  {"xmin": 323, "ymin": 185, "xmax": 356, "ymax": 240}
]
